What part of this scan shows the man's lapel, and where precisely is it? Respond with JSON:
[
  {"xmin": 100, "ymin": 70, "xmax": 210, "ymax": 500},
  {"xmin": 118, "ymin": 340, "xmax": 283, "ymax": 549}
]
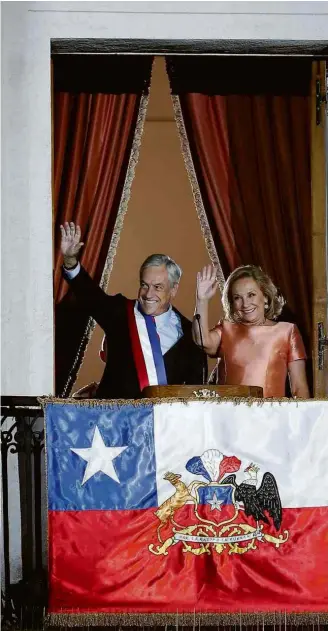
[{"xmin": 163, "ymin": 307, "xmax": 191, "ymax": 360}]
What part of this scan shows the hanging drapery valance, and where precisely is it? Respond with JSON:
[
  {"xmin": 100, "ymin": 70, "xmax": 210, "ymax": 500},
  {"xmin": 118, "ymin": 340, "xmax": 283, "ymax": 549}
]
[
  {"xmin": 53, "ymin": 55, "xmax": 153, "ymax": 396},
  {"xmin": 166, "ymin": 57, "xmax": 313, "ymax": 387}
]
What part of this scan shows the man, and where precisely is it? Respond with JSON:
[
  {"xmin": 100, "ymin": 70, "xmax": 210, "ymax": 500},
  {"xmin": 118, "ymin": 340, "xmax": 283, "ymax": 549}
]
[{"xmin": 60, "ymin": 222, "xmax": 205, "ymax": 399}]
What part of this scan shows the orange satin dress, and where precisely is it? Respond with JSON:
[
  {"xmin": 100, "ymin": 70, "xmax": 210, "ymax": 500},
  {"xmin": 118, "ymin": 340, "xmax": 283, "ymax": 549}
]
[{"xmin": 212, "ymin": 320, "xmax": 306, "ymax": 398}]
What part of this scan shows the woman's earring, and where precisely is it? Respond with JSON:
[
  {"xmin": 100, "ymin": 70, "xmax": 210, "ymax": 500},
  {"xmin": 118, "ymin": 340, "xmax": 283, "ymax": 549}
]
[{"xmin": 265, "ymin": 302, "xmax": 269, "ymax": 310}]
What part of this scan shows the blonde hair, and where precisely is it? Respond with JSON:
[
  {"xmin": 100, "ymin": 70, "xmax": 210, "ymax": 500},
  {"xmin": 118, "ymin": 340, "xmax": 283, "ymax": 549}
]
[{"xmin": 222, "ymin": 265, "xmax": 285, "ymax": 322}]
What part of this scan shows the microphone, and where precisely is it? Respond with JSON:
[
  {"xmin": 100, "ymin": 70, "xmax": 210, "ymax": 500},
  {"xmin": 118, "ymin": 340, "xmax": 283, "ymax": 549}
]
[{"xmin": 195, "ymin": 314, "xmax": 208, "ymax": 385}]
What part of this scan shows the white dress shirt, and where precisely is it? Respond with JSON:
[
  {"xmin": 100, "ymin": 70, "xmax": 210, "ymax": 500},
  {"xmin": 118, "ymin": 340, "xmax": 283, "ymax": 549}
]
[{"xmin": 64, "ymin": 263, "xmax": 183, "ymax": 354}]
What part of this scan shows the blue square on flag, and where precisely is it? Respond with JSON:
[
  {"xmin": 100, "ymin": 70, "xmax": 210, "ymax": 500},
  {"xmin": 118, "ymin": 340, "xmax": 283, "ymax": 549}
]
[{"xmin": 46, "ymin": 403, "xmax": 157, "ymax": 511}]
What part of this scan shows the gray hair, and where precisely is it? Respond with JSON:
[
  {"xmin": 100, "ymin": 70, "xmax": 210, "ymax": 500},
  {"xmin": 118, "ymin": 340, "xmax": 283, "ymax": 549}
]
[{"xmin": 139, "ymin": 254, "xmax": 182, "ymax": 287}]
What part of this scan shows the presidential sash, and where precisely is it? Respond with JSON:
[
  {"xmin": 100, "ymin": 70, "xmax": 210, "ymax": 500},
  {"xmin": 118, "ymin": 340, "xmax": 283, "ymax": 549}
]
[{"xmin": 127, "ymin": 300, "xmax": 168, "ymax": 391}]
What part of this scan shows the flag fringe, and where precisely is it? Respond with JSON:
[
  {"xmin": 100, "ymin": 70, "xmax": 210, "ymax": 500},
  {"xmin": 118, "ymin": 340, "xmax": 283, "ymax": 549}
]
[
  {"xmin": 45, "ymin": 611, "xmax": 328, "ymax": 627},
  {"xmin": 38, "ymin": 395, "xmax": 328, "ymax": 409}
]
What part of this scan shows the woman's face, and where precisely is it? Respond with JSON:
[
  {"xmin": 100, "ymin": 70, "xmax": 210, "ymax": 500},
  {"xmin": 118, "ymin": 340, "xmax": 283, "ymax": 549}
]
[{"xmin": 231, "ymin": 277, "xmax": 266, "ymax": 325}]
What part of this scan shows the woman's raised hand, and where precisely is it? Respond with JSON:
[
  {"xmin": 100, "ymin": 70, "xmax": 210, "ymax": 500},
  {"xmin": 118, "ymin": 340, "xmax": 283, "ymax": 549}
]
[
  {"xmin": 197, "ymin": 265, "xmax": 219, "ymax": 301},
  {"xmin": 60, "ymin": 222, "xmax": 84, "ymax": 265}
]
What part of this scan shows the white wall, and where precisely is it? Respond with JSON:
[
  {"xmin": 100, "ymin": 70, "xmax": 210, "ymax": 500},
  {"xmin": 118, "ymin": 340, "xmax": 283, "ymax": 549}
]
[{"xmin": 2, "ymin": 1, "xmax": 328, "ymax": 395}]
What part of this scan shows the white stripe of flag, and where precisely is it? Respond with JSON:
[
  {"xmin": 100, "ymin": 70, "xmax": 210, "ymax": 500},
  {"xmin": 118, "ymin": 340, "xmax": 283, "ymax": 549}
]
[{"xmin": 153, "ymin": 400, "xmax": 328, "ymax": 509}]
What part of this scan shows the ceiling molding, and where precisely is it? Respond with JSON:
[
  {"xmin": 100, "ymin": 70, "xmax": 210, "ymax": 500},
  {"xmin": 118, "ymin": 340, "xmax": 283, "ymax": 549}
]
[{"xmin": 51, "ymin": 38, "xmax": 328, "ymax": 57}]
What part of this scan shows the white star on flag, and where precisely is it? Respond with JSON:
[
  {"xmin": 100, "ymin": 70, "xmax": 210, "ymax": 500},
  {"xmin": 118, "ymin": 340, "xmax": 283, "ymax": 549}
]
[
  {"xmin": 207, "ymin": 492, "xmax": 224, "ymax": 511},
  {"xmin": 71, "ymin": 425, "xmax": 128, "ymax": 485}
]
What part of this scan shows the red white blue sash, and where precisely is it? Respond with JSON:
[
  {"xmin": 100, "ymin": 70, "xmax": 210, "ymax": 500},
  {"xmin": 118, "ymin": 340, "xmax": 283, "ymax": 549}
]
[{"xmin": 127, "ymin": 300, "xmax": 168, "ymax": 391}]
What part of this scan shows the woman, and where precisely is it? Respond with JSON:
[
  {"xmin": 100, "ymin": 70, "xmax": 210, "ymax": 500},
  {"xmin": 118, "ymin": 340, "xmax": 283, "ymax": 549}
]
[{"xmin": 192, "ymin": 264, "xmax": 309, "ymax": 398}]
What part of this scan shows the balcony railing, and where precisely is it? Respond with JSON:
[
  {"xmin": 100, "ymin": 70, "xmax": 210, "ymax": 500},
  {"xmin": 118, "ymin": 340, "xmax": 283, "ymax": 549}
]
[{"xmin": 1, "ymin": 396, "xmax": 46, "ymax": 627}]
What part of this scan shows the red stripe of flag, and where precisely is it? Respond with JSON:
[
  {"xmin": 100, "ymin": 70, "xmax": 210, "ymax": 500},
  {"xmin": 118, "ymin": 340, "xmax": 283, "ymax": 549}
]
[
  {"xmin": 48, "ymin": 507, "xmax": 328, "ymax": 613},
  {"xmin": 126, "ymin": 300, "xmax": 149, "ymax": 392}
]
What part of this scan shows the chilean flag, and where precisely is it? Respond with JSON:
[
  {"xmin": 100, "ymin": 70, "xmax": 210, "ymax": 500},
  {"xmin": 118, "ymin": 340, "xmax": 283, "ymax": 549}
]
[{"xmin": 45, "ymin": 399, "xmax": 328, "ymax": 620}]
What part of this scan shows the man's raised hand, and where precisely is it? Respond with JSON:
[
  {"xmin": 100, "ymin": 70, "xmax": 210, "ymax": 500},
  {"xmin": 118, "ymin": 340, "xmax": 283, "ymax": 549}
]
[{"xmin": 60, "ymin": 222, "xmax": 84, "ymax": 268}]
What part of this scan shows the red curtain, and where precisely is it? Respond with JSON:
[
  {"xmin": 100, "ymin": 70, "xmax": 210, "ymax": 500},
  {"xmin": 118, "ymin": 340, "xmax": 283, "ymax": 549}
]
[
  {"xmin": 166, "ymin": 57, "xmax": 313, "ymax": 368},
  {"xmin": 53, "ymin": 55, "xmax": 152, "ymax": 395}
]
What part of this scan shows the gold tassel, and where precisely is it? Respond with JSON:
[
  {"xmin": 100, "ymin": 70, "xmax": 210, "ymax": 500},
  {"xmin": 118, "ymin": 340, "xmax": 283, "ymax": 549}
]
[
  {"xmin": 98, "ymin": 92, "xmax": 151, "ymax": 296},
  {"xmin": 38, "ymin": 396, "xmax": 327, "ymax": 409},
  {"xmin": 45, "ymin": 610, "xmax": 328, "ymax": 627},
  {"xmin": 171, "ymin": 94, "xmax": 225, "ymax": 292}
]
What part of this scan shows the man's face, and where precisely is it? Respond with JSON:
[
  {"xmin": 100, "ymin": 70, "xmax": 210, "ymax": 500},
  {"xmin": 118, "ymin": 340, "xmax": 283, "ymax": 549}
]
[{"xmin": 138, "ymin": 265, "xmax": 178, "ymax": 316}]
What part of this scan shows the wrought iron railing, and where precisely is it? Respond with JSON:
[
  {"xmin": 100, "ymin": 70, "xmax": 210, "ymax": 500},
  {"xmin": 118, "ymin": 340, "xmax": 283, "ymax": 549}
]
[{"xmin": 1, "ymin": 396, "xmax": 46, "ymax": 626}]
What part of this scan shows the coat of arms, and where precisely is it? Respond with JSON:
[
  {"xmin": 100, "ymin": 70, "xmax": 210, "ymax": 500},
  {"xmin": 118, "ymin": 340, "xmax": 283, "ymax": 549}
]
[{"xmin": 149, "ymin": 449, "xmax": 289, "ymax": 557}]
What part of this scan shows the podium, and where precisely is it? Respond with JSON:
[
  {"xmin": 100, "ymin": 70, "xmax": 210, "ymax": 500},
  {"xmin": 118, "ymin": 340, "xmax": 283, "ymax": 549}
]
[{"xmin": 142, "ymin": 384, "xmax": 263, "ymax": 398}]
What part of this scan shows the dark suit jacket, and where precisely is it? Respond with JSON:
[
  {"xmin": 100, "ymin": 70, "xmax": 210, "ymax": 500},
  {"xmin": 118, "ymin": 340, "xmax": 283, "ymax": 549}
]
[{"xmin": 65, "ymin": 266, "xmax": 205, "ymax": 399}]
